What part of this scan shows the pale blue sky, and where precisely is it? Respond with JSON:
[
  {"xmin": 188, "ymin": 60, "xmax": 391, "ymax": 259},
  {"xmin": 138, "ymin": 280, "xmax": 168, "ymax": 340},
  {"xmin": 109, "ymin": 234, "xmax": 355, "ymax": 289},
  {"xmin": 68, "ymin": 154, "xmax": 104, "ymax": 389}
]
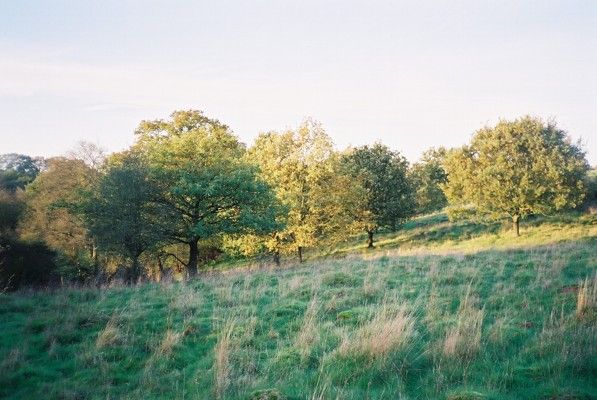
[{"xmin": 1, "ymin": 0, "xmax": 596, "ymax": 164}]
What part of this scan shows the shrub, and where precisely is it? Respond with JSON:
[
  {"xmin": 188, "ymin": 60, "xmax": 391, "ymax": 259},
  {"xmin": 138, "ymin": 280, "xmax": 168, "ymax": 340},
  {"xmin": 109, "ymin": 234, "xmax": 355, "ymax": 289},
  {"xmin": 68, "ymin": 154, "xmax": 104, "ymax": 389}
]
[{"xmin": 0, "ymin": 237, "xmax": 58, "ymax": 290}]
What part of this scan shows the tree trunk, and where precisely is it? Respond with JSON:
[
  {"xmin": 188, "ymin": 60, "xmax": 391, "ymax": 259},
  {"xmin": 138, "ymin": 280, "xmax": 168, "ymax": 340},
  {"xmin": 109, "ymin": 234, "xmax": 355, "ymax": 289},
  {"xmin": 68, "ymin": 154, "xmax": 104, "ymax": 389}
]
[
  {"xmin": 187, "ymin": 239, "xmax": 199, "ymax": 276},
  {"xmin": 90, "ymin": 242, "xmax": 99, "ymax": 274},
  {"xmin": 129, "ymin": 257, "xmax": 140, "ymax": 284},
  {"xmin": 90, "ymin": 243, "xmax": 97, "ymax": 264},
  {"xmin": 512, "ymin": 215, "xmax": 520, "ymax": 237},
  {"xmin": 156, "ymin": 254, "xmax": 164, "ymax": 282},
  {"xmin": 367, "ymin": 230, "xmax": 375, "ymax": 248},
  {"xmin": 298, "ymin": 246, "xmax": 303, "ymax": 263},
  {"xmin": 273, "ymin": 250, "xmax": 281, "ymax": 267}
]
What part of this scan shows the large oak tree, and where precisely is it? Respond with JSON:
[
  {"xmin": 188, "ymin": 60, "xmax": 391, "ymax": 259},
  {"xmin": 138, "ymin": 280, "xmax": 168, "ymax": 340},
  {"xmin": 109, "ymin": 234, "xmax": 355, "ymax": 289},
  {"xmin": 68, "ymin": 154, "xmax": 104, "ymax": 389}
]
[
  {"xmin": 443, "ymin": 116, "xmax": 588, "ymax": 235},
  {"xmin": 342, "ymin": 143, "xmax": 415, "ymax": 248},
  {"xmin": 133, "ymin": 110, "xmax": 280, "ymax": 275}
]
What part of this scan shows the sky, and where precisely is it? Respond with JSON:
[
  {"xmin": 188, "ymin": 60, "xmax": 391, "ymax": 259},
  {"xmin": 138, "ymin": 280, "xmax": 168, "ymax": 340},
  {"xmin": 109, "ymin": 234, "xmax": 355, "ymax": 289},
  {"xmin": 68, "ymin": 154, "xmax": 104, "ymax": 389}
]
[{"xmin": 1, "ymin": 0, "xmax": 596, "ymax": 164}]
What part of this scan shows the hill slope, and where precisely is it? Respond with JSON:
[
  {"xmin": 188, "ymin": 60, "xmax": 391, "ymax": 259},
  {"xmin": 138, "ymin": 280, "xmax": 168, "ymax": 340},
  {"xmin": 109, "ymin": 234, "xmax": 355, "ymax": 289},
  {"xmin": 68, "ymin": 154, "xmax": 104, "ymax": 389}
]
[{"xmin": 1, "ymin": 213, "xmax": 596, "ymax": 399}]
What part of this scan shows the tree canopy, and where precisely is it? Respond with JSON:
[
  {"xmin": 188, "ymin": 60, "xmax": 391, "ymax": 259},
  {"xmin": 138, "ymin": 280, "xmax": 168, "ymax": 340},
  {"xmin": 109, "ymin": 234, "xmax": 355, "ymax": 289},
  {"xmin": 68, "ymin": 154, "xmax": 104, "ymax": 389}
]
[
  {"xmin": 342, "ymin": 143, "xmax": 415, "ymax": 247},
  {"xmin": 20, "ymin": 158, "xmax": 95, "ymax": 265},
  {"xmin": 84, "ymin": 153, "xmax": 161, "ymax": 282},
  {"xmin": 442, "ymin": 116, "xmax": 588, "ymax": 235},
  {"xmin": 0, "ymin": 153, "xmax": 45, "ymax": 192},
  {"xmin": 2, "ymin": 111, "xmax": 591, "ymax": 288},
  {"xmin": 248, "ymin": 120, "xmax": 365, "ymax": 262},
  {"xmin": 410, "ymin": 147, "xmax": 448, "ymax": 214},
  {"xmin": 133, "ymin": 110, "xmax": 281, "ymax": 274}
]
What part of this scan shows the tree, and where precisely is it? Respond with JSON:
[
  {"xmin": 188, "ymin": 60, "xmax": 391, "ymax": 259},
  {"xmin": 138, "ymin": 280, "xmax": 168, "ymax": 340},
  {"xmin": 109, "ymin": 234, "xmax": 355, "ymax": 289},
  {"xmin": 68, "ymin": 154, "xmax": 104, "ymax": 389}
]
[
  {"xmin": 583, "ymin": 168, "xmax": 597, "ymax": 211},
  {"xmin": 342, "ymin": 143, "xmax": 415, "ymax": 248},
  {"xmin": 0, "ymin": 189, "xmax": 25, "ymax": 238},
  {"xmin": 248, "ymin": 120, "xmax": 367, "ymax": 263},
  {"xmin": 0, "ymin": 154, "xmax": 58, "ymax": 290},
  {"xmin": 442, "ymin": 116, "xmax": 589, "ymax": 236},
  {"xmin": 67, "ymin": 141, "xmax": 106, "ymax": 170},
  {"xmin": 308, "ymin": 153, "xmax": 371, "ymax": 250},
  {"xmin": 134, "ymin": 110, "xmax": 281, "ymax": 275},
  {"xmin": 409, "ymin": 147, "xmax": 448, "ymax": 214},
  {"xmin": 0, "ymin": 153, "xmax": 45, "ymax": 192},
  {"xmin": 84, "ymin": 153, "xmax": 161, "ymax": 282},
  {"xmin": 19, "ymin": 158, "xmax": 96, "ymax": 272}
]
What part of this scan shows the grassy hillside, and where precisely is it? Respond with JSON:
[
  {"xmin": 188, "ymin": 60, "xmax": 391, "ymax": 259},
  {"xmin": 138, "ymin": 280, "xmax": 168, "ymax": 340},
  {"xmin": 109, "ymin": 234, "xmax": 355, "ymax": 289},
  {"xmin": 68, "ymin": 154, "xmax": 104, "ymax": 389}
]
[{"xmin": 1, "ymin": 213, "xmax": 596, "ymax": 399}]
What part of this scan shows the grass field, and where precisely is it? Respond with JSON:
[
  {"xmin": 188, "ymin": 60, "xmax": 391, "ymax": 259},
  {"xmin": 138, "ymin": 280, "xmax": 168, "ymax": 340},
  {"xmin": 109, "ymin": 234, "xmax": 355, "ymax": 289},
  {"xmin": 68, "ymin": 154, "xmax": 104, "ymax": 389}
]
[{"xmin": 1, "ymin": 213, "xmax": 596, "ymax": 399}]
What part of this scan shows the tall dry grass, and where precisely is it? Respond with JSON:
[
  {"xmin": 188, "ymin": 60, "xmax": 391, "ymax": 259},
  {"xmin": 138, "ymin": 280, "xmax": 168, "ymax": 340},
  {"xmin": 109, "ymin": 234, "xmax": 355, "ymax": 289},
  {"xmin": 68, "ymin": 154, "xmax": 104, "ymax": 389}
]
[
  {"xmin": 95, "ymin": 316, "xmax": 121, "ymax": 349},
  {"xmin": 443, "ymin": 287, "xmax": 484, "ymax": 359},
  {"xmin": 156, "ymin": 329, "xmax": 183, "ymax": 357},
  {"xmin": 576, "ymin": 274, "xmax": 596, "ymax": 317},
  {"xmin": 295, "ymin": 296, "xmax": 320, "ymax": 361},
  {"xmin": 214, "ymin": 320, "xmax": 236, "ymax": 399},
  {"xmin": 338, "ymin": 302, "xmax": 415, "ymax": 362}
]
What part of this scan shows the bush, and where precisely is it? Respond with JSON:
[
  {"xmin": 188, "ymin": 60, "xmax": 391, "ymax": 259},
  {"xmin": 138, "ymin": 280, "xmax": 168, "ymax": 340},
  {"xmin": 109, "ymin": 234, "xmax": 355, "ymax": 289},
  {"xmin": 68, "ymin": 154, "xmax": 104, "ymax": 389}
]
[
  {"xmin": 0, "ymin": 238, "xmax": 58, "ymax": 290},
  {"xmin": 54, "ymin": 251, "xmax": 97, "ymax": 283}
]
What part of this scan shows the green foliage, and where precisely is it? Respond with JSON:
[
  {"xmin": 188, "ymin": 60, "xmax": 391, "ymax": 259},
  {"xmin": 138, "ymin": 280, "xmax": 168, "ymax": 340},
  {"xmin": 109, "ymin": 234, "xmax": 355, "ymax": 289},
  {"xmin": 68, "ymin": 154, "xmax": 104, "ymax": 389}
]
[
  {"xmin": 0, "ymin": 190, "xmax": 25, "ymax": 237},
  {"xmin": 19, "ymin": 158, "xmax": 95, "ymax": 268},
  {"xmin": 584, "ymin": 168, "xmax": 597, "ymax": 210},
  {"xmin": 321, "ymin": 271, "xmax": 360, "ymax": 287},
  {"xmin": 443, "ymin": 116, "xmax": 589, "ymax": 234},
  {"xmin": 6, "ymin": 112, "xmax": 591, "ymax": 286},
  {"xmin": 342, "ymin": 143, "xmax": 415, "ymax": 246},
  {"xmin": 0, "ymin": 153, "xmax": 44, "ymax": 192},
  {"xmin": 134, "ymin": 110, "xmax": 282, "ymax": 273},
  {"xmin": 84, "ymin": 153, "xmax": 161, "ymax": 281},
  {"xmin": 410, "ymin": 147, "xmax": 448, "ymax": 214},
  {"xmin": 248, "ymin": 120, "xmax": 366, "ymax": 261}
]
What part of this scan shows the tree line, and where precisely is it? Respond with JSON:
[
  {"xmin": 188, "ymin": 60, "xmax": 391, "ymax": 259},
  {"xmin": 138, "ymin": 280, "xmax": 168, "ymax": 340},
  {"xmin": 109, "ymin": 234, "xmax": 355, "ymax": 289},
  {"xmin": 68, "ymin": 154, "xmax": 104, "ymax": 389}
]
[{"xmin": 0, "ymin": 112, "xmax": 592, "ymax": 289}]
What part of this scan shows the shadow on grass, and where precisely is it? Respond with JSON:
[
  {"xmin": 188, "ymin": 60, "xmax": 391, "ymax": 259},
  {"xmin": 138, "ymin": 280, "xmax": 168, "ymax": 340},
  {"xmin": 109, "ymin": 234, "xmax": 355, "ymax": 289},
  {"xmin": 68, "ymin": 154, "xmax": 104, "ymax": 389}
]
[
  {"xmin": 402, "ymin": 220, "xmax": 500, "ymax": 246},
  {"xmin": 328, "ymin": 211, "xmax": 595, "ymax": 261},
  {"xmin": 219, "ymin": 211, "xmax": 595, "ymax": 269},
  {"xmin": 401, "ymin": 213, "xmax": 449, "ymax": 231},
  {"xmin": 374, "ymin": 216, "xmax": 502, "ymax": 251}
]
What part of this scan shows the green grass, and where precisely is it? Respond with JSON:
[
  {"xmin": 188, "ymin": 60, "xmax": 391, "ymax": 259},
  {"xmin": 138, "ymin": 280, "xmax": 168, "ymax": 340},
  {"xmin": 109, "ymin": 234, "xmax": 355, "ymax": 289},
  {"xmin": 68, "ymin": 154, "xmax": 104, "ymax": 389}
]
[{"xmin": 1, "ymin": 213, "xmax": 596, "ymax": 399}]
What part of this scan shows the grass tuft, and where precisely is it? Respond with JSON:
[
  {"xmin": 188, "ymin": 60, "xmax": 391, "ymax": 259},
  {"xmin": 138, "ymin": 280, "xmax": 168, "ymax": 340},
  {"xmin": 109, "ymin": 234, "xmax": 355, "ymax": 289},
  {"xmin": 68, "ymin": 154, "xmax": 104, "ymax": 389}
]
[
  {"xmin": 96, "ymin": 315, "xmax": 121, "ymax": 349},
  {"xmin": 338, "ymin": 302, "xmax": 415, "ymax": 362},
  {"xmin": 214, "ymin": 320, "xmax": 235, "ymax": 399},
  {"xmin": 576, "ymin": 274, "xmax": 596, "ymax": 318},
  {"xmin": 443, "ymin": 287, "xmax": 484, "ymax": 359},
  {"xmin": 294, "ymin": 296, "xmax": 320, "ymax": 361}
]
